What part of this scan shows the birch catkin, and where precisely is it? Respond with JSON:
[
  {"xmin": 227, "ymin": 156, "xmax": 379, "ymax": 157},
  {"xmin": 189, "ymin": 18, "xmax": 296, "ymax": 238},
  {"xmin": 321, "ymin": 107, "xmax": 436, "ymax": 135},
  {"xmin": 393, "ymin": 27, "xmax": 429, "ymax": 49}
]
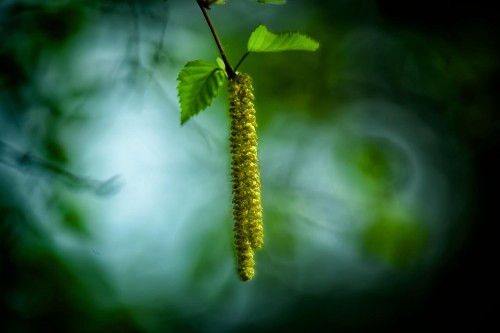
[{"xmin": 228, "ymin": 72, "xmax": 263, "ymax": 281}]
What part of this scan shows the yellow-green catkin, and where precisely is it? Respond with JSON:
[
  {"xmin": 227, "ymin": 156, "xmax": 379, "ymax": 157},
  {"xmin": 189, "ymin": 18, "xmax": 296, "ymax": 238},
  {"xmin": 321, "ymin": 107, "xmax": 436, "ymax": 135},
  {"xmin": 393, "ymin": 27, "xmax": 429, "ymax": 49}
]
[{"xmin": 228, "ymin": 72, "xmax": 264, "ymax": 281}]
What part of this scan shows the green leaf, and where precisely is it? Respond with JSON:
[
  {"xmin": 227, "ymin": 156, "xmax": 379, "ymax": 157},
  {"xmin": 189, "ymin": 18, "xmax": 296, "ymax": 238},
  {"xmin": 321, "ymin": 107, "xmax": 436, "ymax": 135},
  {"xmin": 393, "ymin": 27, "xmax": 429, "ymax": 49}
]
[
  {"xmin": 177, "ymin": 60, "xmax": 225, "ymax": 125},
  {"xmin": 215, "ymin": 57, "xmax": 226, "ymax": 73},
  {"xmin": 247, "ymin": 25, "xmax": 319, "ymax": 53}
]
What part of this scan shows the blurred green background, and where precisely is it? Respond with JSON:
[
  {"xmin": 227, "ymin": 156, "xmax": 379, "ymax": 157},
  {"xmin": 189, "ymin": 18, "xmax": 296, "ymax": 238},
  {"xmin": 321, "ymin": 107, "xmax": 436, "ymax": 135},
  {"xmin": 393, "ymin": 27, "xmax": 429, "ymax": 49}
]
[{"xmin": 1, "ymin": 0, "xmax": 498, "ymax": 332}]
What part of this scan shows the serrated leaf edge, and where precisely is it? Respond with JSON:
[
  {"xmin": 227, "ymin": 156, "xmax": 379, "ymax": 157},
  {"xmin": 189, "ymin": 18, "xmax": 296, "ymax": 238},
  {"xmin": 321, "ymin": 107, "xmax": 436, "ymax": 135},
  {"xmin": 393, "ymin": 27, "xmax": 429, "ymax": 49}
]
[
  {"xmin": 247, "ymin": 24, "xmax": 319, "ymax": 53},
  {"xmin": 177, "ymin": 60, "xmax": 225, "ymax": 125}
]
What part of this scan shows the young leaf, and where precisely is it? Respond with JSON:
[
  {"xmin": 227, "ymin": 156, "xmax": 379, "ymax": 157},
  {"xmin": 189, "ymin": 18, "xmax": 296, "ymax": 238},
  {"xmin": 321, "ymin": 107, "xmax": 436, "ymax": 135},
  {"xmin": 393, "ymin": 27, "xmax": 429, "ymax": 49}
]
[
  {"xmin": 247, "ymin": 25, "xmax": 319, "ymax": 53},
  {"xmin": 177, "ymin": 60, "xmax": 226, "ymax": 125},
  {"xmin": 216, "ymin": 57, "xmax": 227, "ymax": 74}
]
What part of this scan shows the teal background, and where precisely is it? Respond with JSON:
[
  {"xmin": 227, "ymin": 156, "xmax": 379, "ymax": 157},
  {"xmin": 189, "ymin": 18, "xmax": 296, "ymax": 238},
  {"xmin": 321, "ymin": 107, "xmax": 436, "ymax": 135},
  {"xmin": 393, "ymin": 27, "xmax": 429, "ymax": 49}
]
[{"xmin": 1, "ymin": 1, "xmax": 497, "ymax": 332}]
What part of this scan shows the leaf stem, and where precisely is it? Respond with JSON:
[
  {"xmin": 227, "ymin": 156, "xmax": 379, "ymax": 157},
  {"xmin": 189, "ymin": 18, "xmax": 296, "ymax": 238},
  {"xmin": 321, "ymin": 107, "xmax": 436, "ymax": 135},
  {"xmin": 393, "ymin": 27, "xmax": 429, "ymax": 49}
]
[
  {"xmin": 234, "ymin": 51, "xmax": 250, "ymax": 72},
  {"xmin": 196, "ymin": 0, "xmax": 236, "ymax": 79}
]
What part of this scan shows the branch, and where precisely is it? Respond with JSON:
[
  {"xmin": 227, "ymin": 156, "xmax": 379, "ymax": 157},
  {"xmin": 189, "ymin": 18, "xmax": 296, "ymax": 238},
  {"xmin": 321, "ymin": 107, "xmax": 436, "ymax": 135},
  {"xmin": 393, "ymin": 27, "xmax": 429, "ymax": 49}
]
[
  {"xmin": 0, "ymin": 140, "xmax": 123, "ymax": 196},
  {"xmin": 196, "ymin": 0, "xmax": 236, "ymax": 79}
]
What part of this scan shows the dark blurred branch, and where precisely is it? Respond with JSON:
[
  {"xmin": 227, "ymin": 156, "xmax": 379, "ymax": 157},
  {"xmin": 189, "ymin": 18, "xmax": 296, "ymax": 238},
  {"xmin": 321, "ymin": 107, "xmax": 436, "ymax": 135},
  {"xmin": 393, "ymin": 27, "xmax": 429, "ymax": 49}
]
[{"xmin": 0, "ymin": 140, "xmax": 123, "ymax": 196}]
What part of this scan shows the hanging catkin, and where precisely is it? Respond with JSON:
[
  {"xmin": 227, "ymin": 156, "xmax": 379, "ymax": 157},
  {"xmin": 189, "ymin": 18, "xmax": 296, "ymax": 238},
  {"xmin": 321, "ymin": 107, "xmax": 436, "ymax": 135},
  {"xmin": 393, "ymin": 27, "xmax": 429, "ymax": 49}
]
[{"xmin": 228, "ymin": 72, "xmax": 263, "ymax": 281}]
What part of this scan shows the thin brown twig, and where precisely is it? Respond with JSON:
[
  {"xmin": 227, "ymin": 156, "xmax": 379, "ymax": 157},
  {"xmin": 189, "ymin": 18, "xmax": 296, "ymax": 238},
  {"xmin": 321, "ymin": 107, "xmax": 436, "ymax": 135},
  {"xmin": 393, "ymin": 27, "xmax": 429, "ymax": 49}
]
[{"xmin": 196, "ymin": 0, "xmax": 236, "ymax": 79}]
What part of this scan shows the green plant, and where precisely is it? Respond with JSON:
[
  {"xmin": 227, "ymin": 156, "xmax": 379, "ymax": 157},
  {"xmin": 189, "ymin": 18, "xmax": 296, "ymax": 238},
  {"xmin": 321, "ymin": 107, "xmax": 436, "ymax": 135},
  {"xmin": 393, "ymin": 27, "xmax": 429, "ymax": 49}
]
[{"xmin": 176, "ymin": 0, "xmax": 319, "ymax": 281}]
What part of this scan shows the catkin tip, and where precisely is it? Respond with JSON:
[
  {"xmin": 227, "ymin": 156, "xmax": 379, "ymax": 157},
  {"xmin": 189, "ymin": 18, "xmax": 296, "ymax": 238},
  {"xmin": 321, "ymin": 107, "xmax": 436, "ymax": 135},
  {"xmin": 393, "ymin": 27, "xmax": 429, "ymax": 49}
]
[{"xmin": 239, "ymin": 267, "xmax": 255, "ymax": 281}]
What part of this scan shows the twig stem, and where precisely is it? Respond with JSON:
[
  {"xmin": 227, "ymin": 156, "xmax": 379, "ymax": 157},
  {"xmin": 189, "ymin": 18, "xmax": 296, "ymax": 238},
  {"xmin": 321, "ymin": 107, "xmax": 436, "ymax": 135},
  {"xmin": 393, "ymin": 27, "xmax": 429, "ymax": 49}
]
[
  {"xmin": 234, "ymin": 52, "xmax": 250, "ymax": 72},
  {"xmin": 196, "ymin": 0, "xmax": 236, "ymax": 79}
]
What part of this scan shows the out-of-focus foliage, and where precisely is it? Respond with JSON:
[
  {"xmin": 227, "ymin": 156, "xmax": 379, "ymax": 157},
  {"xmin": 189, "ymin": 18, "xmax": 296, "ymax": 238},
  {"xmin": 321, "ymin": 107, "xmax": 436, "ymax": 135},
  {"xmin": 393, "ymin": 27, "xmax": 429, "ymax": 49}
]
[
  {"xmin": 1, "ymin": 0, "xmax": 497, "ymax": 332},
  {"xmin": 362, "ymin": 205, "xmax": 429, "ymax": 267},
  {"xmin": 255, "ymin": 0, "xmax": 286, "ymax": 4}
]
